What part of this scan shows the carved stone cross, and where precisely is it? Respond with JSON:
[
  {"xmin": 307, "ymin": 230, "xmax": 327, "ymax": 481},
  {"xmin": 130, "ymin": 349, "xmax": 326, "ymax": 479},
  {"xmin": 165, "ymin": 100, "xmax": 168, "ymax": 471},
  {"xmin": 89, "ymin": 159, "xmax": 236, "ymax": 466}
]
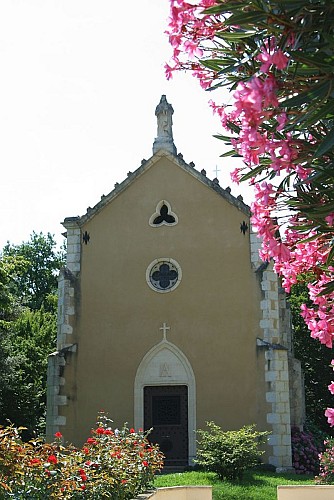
[{"xmin": 160, "ymin": 322, "xmax": 170, "ymax": 341}]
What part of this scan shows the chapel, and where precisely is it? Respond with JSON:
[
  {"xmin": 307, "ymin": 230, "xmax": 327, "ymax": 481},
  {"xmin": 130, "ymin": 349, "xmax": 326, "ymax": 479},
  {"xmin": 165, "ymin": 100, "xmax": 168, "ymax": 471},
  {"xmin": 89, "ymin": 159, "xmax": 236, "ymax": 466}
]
[{"xmin": 46, "ymin": 95, "xmax": 304, "ymax": 470}]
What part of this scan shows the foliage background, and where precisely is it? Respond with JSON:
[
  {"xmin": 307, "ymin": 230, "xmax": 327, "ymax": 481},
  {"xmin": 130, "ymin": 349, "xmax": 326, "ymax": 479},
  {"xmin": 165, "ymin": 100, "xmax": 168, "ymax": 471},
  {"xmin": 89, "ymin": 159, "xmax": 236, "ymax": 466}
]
[{"xmin": 0, "ymin": 233, "xmax": 64, "ymax": 437}]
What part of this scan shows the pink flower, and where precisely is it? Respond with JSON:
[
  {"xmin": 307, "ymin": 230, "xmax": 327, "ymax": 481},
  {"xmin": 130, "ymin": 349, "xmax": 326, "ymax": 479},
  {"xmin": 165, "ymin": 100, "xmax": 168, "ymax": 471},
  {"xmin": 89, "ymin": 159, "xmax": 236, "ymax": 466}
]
[
  {"xmin": 54, "ymin": 431, "xmax": 62, "ymax": 438},
  {"xmin": 164, "ymin": 63, "xmax": 174, "ymax": 80},
  {"xmin": 256, "ymin": 39, "xmax": 288, "ymax": 72},
  {"xmin": 325, "ymin": 408, "xmax": 334, "ymax": 426},
  {"xmin": 230, "ymin": 168, "xmax": 241, "ymax": 184},
  {"xmin": 325, "ymin": 213, "xmax": 334, "ymax": 226},
  {"xmin": 184, "ymin": 40, "xmax": 203, "ymax": 59},
  {"xmin": 272, "ymin": 49, "xmax": 289, "ymax": 70},
  {"xmin": 328, "ymin": 382, "xmax": 334, "ymax": 394},
  {"xmin": 276, "ymin": 112, "xmax": 287, "ymax": 131}
]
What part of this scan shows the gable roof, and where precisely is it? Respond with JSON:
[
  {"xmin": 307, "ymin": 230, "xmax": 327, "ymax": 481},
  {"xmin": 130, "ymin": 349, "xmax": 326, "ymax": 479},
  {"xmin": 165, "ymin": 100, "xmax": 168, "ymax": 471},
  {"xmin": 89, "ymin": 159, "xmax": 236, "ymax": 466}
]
[{"xmin": 62, "ymin": 149, "xmax": 250, "ymax": 229}]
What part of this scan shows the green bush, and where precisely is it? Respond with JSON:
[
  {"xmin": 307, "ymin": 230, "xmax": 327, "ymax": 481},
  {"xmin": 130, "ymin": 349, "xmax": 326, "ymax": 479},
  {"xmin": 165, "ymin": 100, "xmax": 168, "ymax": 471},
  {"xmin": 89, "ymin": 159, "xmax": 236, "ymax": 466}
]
[
  {"xmin": 316, "ymin": 438, "xmax": 334, "ymax": 484},
  {"xmin": 195, "ymin": 422, "xmax": 269, "ymax": 480}
]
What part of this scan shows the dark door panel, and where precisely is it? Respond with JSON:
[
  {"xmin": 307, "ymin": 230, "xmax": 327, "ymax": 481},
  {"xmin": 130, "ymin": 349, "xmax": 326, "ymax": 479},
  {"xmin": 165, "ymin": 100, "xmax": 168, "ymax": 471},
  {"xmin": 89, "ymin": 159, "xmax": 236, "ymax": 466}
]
[{"xmin": 144, "ymin": 385, "xmax": 188, "ymax": 466}]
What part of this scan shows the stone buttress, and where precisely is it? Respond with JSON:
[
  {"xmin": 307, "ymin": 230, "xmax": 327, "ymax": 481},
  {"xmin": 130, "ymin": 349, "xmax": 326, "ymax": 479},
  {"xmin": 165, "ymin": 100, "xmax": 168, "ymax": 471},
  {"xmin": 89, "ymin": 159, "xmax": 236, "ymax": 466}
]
[
  {"xmin": 251, "ymin": 227, "xmax": 304, "ymax": 470},
  {"xmin": 46, "ymin": 219, "xmax": 80, "ymax": 441}
]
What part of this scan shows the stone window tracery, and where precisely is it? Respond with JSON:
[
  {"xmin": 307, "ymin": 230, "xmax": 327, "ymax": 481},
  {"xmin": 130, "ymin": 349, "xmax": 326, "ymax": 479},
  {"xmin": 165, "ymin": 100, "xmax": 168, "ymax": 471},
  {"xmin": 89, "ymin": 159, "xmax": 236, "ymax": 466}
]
[
  {"xmin": 146, "ymin": 258, "xmax": 182, "ymax": 293},
  {"xmin": 149, "ymin": 200, "xmax": 178, "ymax": 227}
]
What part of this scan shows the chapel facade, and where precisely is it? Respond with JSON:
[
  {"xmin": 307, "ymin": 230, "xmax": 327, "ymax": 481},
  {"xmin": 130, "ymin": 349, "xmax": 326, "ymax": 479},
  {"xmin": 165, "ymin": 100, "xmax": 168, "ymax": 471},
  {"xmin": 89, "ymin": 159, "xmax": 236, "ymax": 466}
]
[{"xmin": 46, "ymin": 95, "xmax": 304, "ymax": 470}]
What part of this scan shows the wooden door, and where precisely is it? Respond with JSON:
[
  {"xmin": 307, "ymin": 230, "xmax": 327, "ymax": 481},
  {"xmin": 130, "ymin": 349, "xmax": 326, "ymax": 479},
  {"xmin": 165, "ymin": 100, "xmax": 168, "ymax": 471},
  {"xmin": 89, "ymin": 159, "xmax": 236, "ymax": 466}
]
[{"xmin": 144, "ymin": 385, "xmax": 188, "ymax": 466}]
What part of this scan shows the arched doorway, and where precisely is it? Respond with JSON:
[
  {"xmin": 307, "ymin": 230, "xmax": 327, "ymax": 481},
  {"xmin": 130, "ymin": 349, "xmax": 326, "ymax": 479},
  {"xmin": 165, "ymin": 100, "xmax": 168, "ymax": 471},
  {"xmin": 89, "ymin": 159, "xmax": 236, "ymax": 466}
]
[{"xmin": 134, "ymin": 340, "xmax": 196, "ymax": 465}]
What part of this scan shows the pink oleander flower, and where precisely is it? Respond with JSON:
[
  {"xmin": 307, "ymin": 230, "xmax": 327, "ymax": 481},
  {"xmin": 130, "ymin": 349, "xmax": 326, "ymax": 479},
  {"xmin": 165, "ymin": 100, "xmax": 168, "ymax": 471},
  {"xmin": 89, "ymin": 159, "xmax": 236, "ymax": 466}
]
[
  {"xmin": 325, "ymin": 213, "xmax": 334, "ymax": 226},
  {"xmin": 165, "ymin": 63, "xmax": 174, "ymax": 80},
  {"xmin": 166, "ymin": 1, "xmax": 334, "ymax": 420},
  {"xmin": 199, "ymin": 0, "xmax": 217, "ymax": 6},
  {"xmin": 276, "ymin": 112, "xmax": 287, "ymax": 131},
  {"xmin": 184, "ymin": 40, "xmax": 203, "ymax": 59},
  {"xmin": 230, "ymin": 167, "xmax": 241, "ymax": 184},
  {"xmin": 256, "ymin": 38, "xmax": 289, "ymax": 72},
  {"xmin": 325, "ymin": 408, "xmax": 334, "ymax": 426},
  {"xmin": 272, "ymin": 49, "xmax": 289, "ymax": 70}
]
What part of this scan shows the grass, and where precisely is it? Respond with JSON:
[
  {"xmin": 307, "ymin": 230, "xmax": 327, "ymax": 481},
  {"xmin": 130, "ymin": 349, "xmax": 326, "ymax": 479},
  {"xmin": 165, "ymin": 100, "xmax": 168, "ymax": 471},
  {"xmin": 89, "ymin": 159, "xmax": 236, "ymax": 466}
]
[{"xmin": 154, "ymin": 469, "xmax": 315, "ymax": 500}]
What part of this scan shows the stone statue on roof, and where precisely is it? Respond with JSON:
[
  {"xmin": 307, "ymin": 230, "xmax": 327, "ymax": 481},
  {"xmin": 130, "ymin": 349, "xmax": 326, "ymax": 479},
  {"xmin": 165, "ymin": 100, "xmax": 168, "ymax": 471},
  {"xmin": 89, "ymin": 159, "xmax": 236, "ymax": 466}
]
[
  {"xmin": 153, "ymin": 95, "xmax": 177, "ymax": 155},
  {"xmin": 156, "ymin": 95, "xmax": 173, "ymax": 138}
]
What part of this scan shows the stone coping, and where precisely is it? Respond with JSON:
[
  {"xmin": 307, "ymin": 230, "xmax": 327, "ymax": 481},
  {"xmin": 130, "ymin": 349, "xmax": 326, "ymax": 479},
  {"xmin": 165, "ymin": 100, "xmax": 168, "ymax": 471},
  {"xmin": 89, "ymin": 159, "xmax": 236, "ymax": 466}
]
[
  {"xmin": 277, "ymin": 485, "xmax": 334, "ymax": 500},
  {"xmin": 134, "ymin": 486, "xmax": 212, "ymax": 499}
]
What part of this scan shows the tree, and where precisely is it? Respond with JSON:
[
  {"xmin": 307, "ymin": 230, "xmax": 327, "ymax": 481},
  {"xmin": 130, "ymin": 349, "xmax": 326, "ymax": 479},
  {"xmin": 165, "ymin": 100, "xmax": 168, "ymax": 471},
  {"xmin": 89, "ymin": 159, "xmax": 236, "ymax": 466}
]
[
  {"xmin": 290, "ymin": 281, "xmax": 334, "ymax": 433},
  {"xmin": 0, "ymin": 233, "xmax": 64, "ymax": 436},
  {"xmin": 0, "ymin": 308, "xmax": 56, "ymax": 437},
  {"xmin": 2, "ymin": 232, "xmax": 64, "ymax": 312},
  {"xmin": 166, "ymin": 0, "xmax": 334, "ymax": 424}
]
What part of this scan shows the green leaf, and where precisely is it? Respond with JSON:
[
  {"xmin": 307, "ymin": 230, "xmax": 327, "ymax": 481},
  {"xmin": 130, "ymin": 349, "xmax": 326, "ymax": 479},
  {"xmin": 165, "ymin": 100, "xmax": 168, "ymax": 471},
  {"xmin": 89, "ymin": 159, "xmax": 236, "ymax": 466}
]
[
  {"xmin": 315, "ymin": 128, "xmax": 334, "ymax": 157},
  {"xmin": 288, "ymin": 50, "xmax": 334, "ymax": 71},
  {"xmin": 241, "ymin": 164, "xmax": 266, "ymax": 181},
  {"xmin": 326, "ymin": 244, "xmax": 334, "ymax": 266},
  {"xmin": 201, "ymin": 58, "xmax": 236, "ymax": 71},
  {"xmin": 224, "ymin": 11, "xmax": 268, "ymax": 26},
  {"xmin": 318, "ymin": 280, "xmax": 334, "ymax": 296},
  {"xmin": 220, "ymin": 150, "xmax": 241, "ymax": 157},
  {"xmin": 213, "ymin": 134, "xmax": 234, "ymax": 142},
  {"xmin": 215, "ymin": 30, "xmax": 258, "ymax": 40},
  {"xmin": 280, "ymin": 81, "xmax": 332, "ymax": 108},
  {"xmin": 303, "ymin": 98, "xmax": 334, "ymax": 127},
  {"xmin": 202, "ymin": 2, "xmax": 226, "ymax": 15}
]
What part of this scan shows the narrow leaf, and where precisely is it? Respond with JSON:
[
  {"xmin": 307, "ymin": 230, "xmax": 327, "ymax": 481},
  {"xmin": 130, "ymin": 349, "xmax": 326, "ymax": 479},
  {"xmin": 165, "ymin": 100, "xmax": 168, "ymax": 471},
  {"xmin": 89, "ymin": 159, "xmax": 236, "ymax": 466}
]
[
  {"xmin": 215, "ymin": 30, "xmax": 258, "ymax": 40},
  {"xmin": 220, "ymin": 150, "xmax": 241, "ymax": 157},
  {"xmin": 280, "ymin": 81, "xmax": 331, "ymax": 108},
  {"xmin": 315, "ymin": 128, "xmax": 334, "ymax": 158},
  {"xmin": 224, "ymin": 11, "xmax": 268, "ymax": 26}
]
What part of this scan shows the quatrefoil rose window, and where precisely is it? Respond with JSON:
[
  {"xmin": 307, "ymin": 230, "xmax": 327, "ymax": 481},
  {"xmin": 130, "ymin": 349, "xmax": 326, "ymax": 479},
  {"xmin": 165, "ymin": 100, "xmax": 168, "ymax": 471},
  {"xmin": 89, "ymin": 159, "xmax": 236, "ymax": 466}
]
[
  {"xmin": 149, "ymin": 200, "xmax": 178, "ymax": 227},
  {"xmin": 146, "ymin": 258, "xmax": 182, "ymax": 293}
]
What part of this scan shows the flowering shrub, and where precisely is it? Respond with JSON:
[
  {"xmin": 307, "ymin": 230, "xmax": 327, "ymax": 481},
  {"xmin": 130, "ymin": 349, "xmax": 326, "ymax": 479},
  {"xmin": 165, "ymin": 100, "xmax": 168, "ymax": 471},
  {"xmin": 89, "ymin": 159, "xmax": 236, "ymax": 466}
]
[
  {"xmin": 0, "ymin": 413, "xmax": 164, "ymax": 499},
  {"xmin": 196, "ymin": 422, "xmax": 269, "ymax": 480},
  {"xmin": 317, "ymin": 438, "xmax": 334, "ymax": 484},
  {"xmin": 291, "ymin": 426, "xmax": 323, "ymax": 475},
  {"xmin": 166, "ymin": 0, "xmax": 334, "ymax": 425}
]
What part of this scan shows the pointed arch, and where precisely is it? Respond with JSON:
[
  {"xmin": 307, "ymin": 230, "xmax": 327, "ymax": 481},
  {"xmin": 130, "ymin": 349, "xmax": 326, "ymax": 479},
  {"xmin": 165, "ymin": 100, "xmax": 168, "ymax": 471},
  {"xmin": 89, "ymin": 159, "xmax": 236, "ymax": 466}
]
[{"xmin": 134, "ymin": 341, "xmax": 196, "ymax": 464}]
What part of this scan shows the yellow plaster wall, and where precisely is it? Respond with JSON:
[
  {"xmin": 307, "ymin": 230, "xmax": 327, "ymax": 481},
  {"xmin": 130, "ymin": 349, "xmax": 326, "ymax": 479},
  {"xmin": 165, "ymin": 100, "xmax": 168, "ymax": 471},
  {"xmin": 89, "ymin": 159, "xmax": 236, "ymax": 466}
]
[{"xmin": 61, "ymin": 156, "xmax": 269, "ymax": 445}]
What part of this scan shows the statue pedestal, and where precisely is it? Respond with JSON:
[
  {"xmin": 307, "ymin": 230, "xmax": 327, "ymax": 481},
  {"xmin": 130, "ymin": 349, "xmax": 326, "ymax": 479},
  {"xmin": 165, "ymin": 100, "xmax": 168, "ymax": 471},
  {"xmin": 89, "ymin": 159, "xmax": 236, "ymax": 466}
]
[{"xmin": 153, "ymin": 138, "xmax": 177, "ymax": 156}]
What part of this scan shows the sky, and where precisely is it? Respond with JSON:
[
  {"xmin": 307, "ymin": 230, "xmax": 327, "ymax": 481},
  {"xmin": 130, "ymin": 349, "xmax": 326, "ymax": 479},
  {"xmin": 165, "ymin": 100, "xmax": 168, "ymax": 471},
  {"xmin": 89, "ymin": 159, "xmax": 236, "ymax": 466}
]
[{"xmin": 0, "ymin": 0, "xmax": 251, "ymax": 250}]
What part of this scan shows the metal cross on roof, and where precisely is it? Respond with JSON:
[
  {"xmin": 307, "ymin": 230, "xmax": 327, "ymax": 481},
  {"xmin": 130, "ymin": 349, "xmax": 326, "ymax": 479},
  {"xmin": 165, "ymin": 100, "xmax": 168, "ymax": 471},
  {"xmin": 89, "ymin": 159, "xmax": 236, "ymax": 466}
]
[{"xmin": 213, "ymin": 165, "xmax": 221, "ymax": 177}]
